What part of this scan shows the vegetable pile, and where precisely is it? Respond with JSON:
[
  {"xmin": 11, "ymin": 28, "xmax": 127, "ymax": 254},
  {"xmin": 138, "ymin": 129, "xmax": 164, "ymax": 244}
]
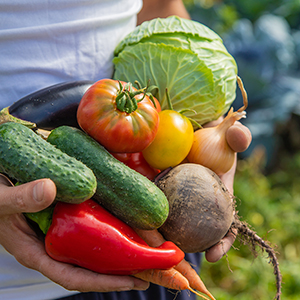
[{"xmin": 0, "ymin": 16, "xmax": 282, "ymax": 300}]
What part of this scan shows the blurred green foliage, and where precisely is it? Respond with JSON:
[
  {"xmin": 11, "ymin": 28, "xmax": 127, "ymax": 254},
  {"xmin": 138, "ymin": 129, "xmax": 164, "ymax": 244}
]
[{"xmin": 184, "ymin": 0, "xmax": 300, "ymax": 34}]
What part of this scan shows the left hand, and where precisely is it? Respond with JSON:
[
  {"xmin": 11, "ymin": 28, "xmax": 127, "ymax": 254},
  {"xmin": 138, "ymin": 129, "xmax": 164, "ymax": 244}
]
[{"xmin": 0, "ymin": 176, "xmax": 149, "ymax": 293}]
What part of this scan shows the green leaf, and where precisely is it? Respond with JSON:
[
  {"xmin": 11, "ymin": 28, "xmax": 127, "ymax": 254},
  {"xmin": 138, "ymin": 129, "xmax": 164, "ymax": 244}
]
[{"xmin": 114, "ymin": 16, "xmax": 222, "ymax": 55}]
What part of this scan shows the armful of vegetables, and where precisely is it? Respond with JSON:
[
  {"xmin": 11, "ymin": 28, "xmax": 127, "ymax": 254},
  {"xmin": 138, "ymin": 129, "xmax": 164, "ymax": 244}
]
[{"xmin": 0, "ymin": 14, "xmax": 281, "ymax": 300}]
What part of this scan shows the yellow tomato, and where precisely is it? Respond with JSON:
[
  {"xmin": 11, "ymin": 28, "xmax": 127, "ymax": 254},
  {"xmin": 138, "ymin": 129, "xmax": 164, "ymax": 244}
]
[{"xmin": 142, "ymin": 110, "xmax": 194, "ymax": 170}]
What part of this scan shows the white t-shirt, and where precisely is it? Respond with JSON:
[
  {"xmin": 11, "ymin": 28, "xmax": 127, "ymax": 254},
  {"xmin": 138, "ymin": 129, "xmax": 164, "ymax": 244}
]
[
  {"xmin": 0, "ymin": 0, "xmax": 142, "ymax": 109},
  {"xmin": 0, "ymin": 1, "xmax": 142, "ymax": 299}
]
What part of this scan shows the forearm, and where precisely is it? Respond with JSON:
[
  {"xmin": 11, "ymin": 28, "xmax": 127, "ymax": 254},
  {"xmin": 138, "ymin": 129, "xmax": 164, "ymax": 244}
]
[{"xmin": 137, "ymin": 0, "xmax": 190, "ymax": 25}]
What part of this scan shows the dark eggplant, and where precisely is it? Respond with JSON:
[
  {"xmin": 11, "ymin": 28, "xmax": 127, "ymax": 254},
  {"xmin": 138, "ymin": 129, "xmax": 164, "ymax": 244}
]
[{"xmin": 1, "ymin": 80, "xmax": 94, "ymax": 130}]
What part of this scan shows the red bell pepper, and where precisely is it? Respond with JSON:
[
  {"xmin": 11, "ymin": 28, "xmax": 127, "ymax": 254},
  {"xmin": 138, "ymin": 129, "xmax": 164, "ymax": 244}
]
[{"xmin": 45, "ymin": 199, "xmax": 184, "ymax": 275}]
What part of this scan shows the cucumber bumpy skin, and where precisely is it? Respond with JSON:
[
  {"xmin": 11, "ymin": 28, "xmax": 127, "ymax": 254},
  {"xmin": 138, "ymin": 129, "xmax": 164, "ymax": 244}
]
[
  {"xmin": 0, "ymin": 122, "xmax": 97, "ymax": 203},
  {"xmin": 47, "ymin": 126, "xmax": 169, "ymax": 230}
]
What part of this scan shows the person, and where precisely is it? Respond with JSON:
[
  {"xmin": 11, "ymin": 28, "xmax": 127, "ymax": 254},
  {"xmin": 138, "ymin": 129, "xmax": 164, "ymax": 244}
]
[{"xmin": 0, "ymin": 1, "xmax": 252, "ymax": 299}]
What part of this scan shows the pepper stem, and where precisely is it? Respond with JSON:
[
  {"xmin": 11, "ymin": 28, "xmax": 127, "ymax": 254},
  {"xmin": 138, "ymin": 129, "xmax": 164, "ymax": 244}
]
[{"xmin": 24, "ymin": 206, "xmax": 55, "ymax": 235}]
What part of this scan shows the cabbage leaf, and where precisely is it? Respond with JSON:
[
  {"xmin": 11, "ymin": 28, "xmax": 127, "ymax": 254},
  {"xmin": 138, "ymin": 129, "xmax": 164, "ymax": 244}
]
[{"xmin": 113, "ymin": 16, "xmax": 238, "ymax": 125}]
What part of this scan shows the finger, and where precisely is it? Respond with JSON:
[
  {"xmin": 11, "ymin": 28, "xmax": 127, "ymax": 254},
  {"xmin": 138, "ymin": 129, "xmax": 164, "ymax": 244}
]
[
  {"xmin": 226, "ymin": 122, "xmax": 252, "ymax": 153},
  {"xmin": 15, "ymin": 232, "xmax": 149, "ymax": 292},
  {"xmin": 205, "ymin": 230, "xmax": 236, "ymax": 263},
  {"xmin": 38, "ymin": 255, "xmax": 150, "ymax": 292},
  {"xmin": 219, "ymin": 157, "xmax": 237, "ymax": 195},
  {"xmin": 204, "ymin": 118, "xmax": 252, "ymax": 153},
  {"xmin": 0, "ymin": 179, "xmax": 56, "ymax": 215}
]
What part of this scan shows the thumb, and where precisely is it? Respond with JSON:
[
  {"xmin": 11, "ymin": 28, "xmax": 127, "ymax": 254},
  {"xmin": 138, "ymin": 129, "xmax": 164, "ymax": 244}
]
[
  {"xmin": 0, "ymin": 178, "xmax": 56, "ymax": 216},
  {"xmin": 226, "ymin": 122, "xmax": 252, "ymax": 153}
]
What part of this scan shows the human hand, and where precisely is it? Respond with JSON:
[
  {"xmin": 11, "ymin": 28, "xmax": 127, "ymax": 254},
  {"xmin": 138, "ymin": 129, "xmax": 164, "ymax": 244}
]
[
  {"xmin": 204, "ymin": 121, "xmax": 252, "ymax": 262},
  {"xmin": 0, "ymin": 175, "xmax": 149, "ymax": 292}
]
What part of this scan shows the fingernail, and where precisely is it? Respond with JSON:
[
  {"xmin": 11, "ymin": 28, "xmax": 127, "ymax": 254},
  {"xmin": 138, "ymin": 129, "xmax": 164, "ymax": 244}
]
[{"xmin": 33, "ymin": 181, "xmax": 45, "ymax": 202}]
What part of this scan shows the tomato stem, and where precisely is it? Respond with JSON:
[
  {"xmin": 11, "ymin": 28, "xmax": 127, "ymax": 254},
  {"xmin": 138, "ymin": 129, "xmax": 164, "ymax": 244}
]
[
  {"xmin": 115, "ymin": 92, "xmax": 126, "ymax": 111},
  {"xmin": 135, "ymin": 80, "xmax": 159, "ymax": 109},
  {"xmin": 115, "ymin": 81, "xmax": 158, "ymax": 114},
  {"xmin": 115, "ymin": 82, "xmax": 140, "ymax": 113}
]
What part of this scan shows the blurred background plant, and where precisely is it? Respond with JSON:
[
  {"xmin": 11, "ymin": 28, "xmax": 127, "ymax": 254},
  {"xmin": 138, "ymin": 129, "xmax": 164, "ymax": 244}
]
[{"xmin": 182, "ymin": 0, "xmax": 300, "ymax": 299}]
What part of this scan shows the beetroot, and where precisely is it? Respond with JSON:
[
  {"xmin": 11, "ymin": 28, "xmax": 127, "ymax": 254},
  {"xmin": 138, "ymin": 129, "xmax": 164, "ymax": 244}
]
[
  {"xmin": 156, "ymin": 163, "xmax": 282, "ymax": 300},
  {"xmin": 157, "ymin": 163, "xmax": 233, "ymax": 253}
]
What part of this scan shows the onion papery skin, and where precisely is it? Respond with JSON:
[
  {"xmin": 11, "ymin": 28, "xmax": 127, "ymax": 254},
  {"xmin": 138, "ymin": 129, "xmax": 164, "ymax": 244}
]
[
  {"xmin": 187, "ymin": 126, "xmax": 235, "ymax": 175},
  {"xmin": 187, "ymin": 108, "xmax": 246, "ymax": 175}
]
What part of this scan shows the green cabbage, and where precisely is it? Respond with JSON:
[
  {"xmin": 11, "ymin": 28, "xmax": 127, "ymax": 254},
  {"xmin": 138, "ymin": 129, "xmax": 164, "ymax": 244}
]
[{"xmin": 113, "ymin": 16, "xmax": 238, "ymax": 125}]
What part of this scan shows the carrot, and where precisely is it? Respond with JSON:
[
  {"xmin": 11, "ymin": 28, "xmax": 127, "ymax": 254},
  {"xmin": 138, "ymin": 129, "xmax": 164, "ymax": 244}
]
[
  {"xmin": 134, "ymin": 229, "xmax": 216, "ymax": 300},
  {"xmin": 175, "ymin": 259, "xmax": 216, "ymax": 300},
  {"xmin": 133, "ymin": 268, "xmax": 210, "ymax": 300}
]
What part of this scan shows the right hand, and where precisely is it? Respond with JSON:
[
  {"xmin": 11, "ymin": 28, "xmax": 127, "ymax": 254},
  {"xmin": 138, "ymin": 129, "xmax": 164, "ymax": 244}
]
[{"xmin": 0, "ymin": 175, "xmax": 149, "ymax": 293}]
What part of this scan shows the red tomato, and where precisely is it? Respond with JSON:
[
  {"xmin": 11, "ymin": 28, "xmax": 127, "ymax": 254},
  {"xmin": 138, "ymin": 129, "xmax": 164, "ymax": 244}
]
[
  {"xmin": 111, "ymin": 152, "xmax": 132, "ymax": 164},
  {"xmin": 112, "ymin": 152, "xmax": 160, "ymax": 181},
  {"xmin": 77, "ymin": 79, "xmax": 160, "ymax": 153}
]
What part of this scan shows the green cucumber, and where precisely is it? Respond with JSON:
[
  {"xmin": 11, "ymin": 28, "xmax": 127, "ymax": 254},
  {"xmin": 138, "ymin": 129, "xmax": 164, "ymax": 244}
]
[
  {"xmin": 47, "ymin": 126, "xmax": 169, "ymax": 230},
  {"xmin": 0, "ymin": 122, "xmax": 97, "ymax": 203}
]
